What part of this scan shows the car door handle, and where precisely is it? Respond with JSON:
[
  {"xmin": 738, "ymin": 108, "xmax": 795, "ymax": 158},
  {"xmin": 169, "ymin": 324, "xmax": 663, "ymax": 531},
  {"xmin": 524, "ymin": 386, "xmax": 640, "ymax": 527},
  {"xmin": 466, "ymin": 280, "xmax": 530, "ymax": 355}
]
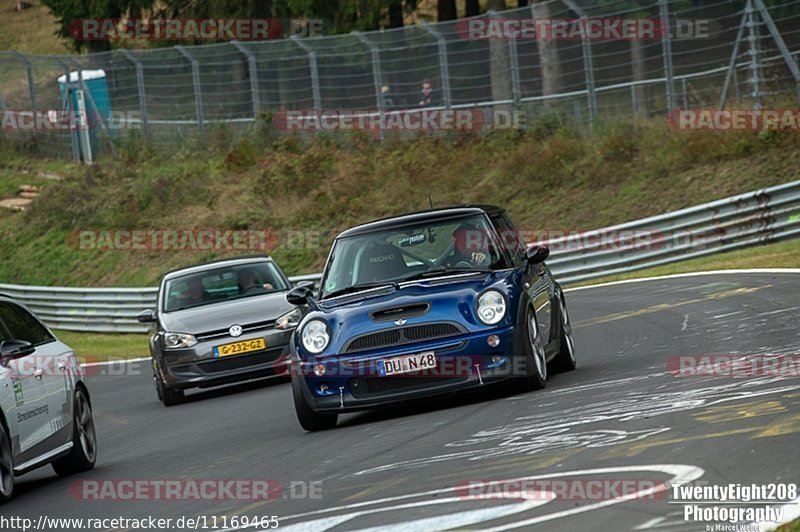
[{"xmin": 33, "ymin": 368, "xmax": 44, "ymax": 379}]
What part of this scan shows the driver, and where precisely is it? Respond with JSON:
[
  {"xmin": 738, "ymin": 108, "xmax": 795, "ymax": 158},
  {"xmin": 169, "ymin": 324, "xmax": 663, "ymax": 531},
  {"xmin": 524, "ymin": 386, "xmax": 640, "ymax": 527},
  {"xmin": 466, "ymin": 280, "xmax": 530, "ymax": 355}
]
[
  {"xmin": 238, "ymin": 268, "xmax": 274, "ymax": 293},
  {"xmin": 446, "ymin": 224, "xmax": 491, "ymax": 268}
]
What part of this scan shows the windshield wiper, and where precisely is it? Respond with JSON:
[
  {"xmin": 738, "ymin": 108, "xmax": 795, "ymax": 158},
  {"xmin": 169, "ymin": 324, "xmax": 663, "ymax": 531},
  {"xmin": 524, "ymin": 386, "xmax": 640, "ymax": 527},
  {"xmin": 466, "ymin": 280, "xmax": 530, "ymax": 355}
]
[
  {"xmin": 323, "ymin": 282, "xmax": 398, "ymax": 300},
  {"xmin": 400, "ymin": 267, "xmax": 491, "ymax": 283}
]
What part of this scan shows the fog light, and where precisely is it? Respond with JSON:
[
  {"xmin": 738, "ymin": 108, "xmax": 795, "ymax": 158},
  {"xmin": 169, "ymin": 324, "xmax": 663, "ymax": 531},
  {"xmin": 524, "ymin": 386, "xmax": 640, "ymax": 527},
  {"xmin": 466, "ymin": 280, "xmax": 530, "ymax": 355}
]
[
  {"xmin": 313, "ymin": 363, "xmax": 326, "ymax": 376},
  {"xmin": 492, "ymin": 355, "xmax": 502, "ymax": 363},
  {"xmin": 320, "ymin": 384, "xmax": 329, "ymax": 392},
  {"xmin": 487, "ymin": 335, "xmax": 500, "ymax": 347}
]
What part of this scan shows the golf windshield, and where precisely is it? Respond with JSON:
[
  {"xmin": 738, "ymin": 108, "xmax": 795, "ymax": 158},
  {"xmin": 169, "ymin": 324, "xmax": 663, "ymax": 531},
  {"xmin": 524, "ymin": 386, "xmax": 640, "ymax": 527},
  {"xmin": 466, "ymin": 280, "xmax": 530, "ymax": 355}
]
[
  {"xmin": 163, "ymin": 262, "xmax": 289, "ymax": 312},
  {"xmin": 321, "ymin": 214, "xmax": 507, "ymax": 299}
]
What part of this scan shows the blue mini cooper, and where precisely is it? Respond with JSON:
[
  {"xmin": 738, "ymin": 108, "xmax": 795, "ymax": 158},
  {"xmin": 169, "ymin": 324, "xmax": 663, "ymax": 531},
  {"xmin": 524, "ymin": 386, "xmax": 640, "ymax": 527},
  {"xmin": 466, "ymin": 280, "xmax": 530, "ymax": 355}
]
[{"xmin": 286, "ymin": 205, "xmax": 576, "ymax": 431}]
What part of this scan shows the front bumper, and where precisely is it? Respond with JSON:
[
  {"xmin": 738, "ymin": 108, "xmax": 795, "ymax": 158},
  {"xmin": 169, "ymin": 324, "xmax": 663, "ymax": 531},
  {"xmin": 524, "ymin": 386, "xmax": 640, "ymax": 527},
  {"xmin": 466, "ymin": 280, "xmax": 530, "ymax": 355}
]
[
  {"xmin": 295, "ymin": 325, "xmax": 519, "ymax": 413},
  {"xmin": 157, "ymin": 329, "xmax": 293, "ymax": 390}
]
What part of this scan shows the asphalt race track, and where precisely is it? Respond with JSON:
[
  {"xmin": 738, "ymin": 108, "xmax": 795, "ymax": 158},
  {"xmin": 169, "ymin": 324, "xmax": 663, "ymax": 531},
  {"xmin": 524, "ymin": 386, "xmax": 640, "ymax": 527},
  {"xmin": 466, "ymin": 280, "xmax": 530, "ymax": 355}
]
[{"xmin": 4, "ymin": 271, "xmax": 799, "ymax": 531}]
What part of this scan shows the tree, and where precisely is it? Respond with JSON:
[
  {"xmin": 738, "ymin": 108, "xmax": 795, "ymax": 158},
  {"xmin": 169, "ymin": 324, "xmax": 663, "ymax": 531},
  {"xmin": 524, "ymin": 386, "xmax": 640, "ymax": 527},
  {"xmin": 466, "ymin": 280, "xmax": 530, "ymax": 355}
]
[
  {"xmin": 531, "ymin": 0, "xmax": 563, "ymax": 98},
  {"xmin": 437, "ymin": 0, "xmax": 456, "ymax": 21},
  {"xmin": 488, "ymin": 0, "xmax": 513, "ymax": 104},
  {"xmin": 41, "ymin": 0, "xmax": 157, "ymax": 52}
]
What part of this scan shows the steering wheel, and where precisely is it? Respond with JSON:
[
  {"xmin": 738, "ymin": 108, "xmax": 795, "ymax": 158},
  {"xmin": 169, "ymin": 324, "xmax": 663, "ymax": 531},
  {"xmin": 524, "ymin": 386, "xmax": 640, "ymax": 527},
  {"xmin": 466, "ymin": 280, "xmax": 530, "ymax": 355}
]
[
  {"xmin": 241, "ymin": 285, "xmax": 265, "ymax": 295},
  {"xmin": 454, "ymin": 261, "xmax": 473, "ymax": 269}
]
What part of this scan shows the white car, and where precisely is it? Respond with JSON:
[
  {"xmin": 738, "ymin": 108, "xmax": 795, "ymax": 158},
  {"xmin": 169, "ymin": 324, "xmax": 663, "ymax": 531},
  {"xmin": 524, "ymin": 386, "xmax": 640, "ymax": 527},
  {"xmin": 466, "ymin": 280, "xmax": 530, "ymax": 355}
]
[{"xmin": 0, "ymin": 294, "xmax": 97, "ymax": 503}]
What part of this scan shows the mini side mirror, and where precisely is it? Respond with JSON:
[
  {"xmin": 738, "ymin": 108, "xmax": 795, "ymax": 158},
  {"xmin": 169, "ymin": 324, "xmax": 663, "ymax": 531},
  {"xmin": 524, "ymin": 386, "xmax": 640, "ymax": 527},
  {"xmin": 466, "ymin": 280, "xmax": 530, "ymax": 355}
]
[
  {"xmin": 524, "ymin": 245, "xmax": 550, "ymax": 265},
  {"xmin": 287, "ymin": 285, "xmax": 315, "ymax": 306},
  {"xmin": 136, "ymin": 309, "xmax": 157, "ymax": 323}
]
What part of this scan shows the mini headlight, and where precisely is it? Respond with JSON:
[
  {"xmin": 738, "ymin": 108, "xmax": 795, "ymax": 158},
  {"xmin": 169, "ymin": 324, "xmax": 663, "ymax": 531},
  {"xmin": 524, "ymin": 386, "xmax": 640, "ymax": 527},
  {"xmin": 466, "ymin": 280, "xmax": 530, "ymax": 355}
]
[
  {"xmin": 476, "ymin": 290, "xmax": 507, "ymax": 325},
  {"xmin": 276, "ymin": 308, "xmax": 303, "ymax": 330},
  {"xmin": 301, "ymin": 320, "xmax": 330, "ymax": 354},
  {"xmin": 163, "ymin": 332, "xmax": 198, "ymax": 349}
]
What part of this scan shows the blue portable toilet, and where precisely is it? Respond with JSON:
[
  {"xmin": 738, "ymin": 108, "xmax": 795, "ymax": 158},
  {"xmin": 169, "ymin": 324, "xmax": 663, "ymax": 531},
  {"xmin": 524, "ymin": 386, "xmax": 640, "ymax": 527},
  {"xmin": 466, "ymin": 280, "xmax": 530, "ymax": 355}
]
[{"xmin": 57, "ymin": 69, "xmax": 112, "ymax": 156}]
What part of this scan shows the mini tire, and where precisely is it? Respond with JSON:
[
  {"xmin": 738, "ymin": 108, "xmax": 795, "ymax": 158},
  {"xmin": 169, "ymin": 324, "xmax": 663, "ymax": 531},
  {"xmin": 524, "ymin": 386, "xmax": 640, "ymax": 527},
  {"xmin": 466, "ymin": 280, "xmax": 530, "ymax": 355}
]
[
  {"xmin": 519, "ymin": 305, "xmax": 547, "ymax": 391},
  {"xmin": 52, "ymin": 388, "xmax": 97, "ymax": 477},
  {"xmin": 292, "ymin": 373, "xmax": 338, "ymax": 432},
  {"xmin": 550, "ymin": 292, "xmax": 577, "ymax": 373}
]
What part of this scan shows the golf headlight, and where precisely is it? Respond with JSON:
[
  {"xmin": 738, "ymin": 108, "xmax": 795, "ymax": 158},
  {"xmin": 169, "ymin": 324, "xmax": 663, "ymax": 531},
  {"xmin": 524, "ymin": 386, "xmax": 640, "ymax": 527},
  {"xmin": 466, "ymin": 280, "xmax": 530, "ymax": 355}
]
[
  {"xmin": 276, "ymin": 308, "xmax": 303, "ymax": 330},
  {"xmin": 164, "ymin": 332, "xmax": 198, "ymax": 349},
  {"xmin": 477, "ymin": 290, "xmax": 507, "ymax": 325},
  {"xmin": 301, "ymin": 320, "xmax": 330, "ymax": 354}
]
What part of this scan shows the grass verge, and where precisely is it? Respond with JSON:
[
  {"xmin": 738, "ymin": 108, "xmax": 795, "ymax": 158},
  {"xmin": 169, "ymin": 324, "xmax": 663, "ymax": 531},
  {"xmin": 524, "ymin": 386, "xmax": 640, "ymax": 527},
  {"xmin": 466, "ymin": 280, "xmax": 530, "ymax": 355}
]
[{"xmin": 54, "ymin": 329, "xmax": 149, "ymax": 362}]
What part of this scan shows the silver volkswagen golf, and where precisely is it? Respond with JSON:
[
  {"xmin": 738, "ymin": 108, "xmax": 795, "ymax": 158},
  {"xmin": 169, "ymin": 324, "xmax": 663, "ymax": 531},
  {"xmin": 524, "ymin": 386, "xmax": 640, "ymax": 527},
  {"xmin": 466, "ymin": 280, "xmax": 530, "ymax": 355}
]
[
  {"xmin": 0, "ymin": 294, "xmax": 96, "ymax": 504},
  {"xmin": 139, "ymin": 256, "xmax": 304, "ymax": 406}
]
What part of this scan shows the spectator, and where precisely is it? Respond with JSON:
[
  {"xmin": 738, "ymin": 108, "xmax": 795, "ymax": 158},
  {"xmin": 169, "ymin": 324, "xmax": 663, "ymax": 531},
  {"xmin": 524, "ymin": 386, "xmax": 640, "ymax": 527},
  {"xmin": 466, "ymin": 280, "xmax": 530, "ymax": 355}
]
[
  {"xmin": 380, "ymin": 84, "xmax": 395, "ymax": 110},
  {"xmin": 419, "ymin": 80, "xmax": 436, "ymax": 107}
]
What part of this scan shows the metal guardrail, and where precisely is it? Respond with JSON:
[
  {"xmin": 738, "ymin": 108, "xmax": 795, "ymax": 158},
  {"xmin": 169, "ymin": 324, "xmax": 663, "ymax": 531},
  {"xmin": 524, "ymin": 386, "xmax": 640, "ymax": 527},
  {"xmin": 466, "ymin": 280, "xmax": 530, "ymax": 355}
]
[{"xmin": 1, "ymin": 179, "xmax": 799, "ymax": 333}]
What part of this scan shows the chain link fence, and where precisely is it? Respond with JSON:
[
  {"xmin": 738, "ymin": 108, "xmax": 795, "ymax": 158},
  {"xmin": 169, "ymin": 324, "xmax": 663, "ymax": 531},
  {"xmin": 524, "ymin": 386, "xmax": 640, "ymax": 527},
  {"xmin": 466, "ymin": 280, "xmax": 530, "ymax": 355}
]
[{"xmin": 1, "ymin": 0, "xmax": 800, "ymax": 160}]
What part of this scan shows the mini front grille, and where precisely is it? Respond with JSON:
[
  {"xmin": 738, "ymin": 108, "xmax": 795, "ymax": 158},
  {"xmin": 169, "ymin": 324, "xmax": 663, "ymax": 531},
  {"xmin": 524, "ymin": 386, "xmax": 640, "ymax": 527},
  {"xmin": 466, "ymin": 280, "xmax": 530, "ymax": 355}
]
[{"xmin": 343, "ymin": 322, "xmax": 464, "ymax": 353}]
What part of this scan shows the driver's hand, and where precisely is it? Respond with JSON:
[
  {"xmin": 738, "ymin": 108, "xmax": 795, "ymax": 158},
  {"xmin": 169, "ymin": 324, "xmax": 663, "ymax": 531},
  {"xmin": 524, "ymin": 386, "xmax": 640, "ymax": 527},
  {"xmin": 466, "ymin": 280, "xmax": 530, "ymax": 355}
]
[
  {"xmin": 263, "ymin": 283, "xmax": 274, "ymax": 290},
  {"xmin": 471, "ymin": 252, "xmax": 488, "ymax": 265}
]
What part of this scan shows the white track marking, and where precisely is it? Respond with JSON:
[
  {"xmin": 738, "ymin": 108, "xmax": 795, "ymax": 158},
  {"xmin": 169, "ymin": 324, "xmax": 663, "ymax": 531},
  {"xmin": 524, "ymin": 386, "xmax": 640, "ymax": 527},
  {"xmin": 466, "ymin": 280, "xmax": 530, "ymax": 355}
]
[
  {"xmin": 81, "ymin": 356, "xmax": 151, "ymax": 367},
  {"xmin": 225, "ymin": 465, "xmax": 704, "ymax": 532}
]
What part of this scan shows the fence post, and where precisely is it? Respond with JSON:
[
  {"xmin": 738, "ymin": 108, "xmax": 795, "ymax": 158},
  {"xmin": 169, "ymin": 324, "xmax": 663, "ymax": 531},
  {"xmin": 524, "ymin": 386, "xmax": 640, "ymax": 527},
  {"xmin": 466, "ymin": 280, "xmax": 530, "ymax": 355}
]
[
  {"xmin": 231, "ymin": 41, "xmax": 261, "ymax": 117},
  {"xmin": 752, "ymin": 0, "xmax": 800, "ymax": 104},
  {"xmin": 560, "ymin": 0, "xmax": 596, "ymax": 125},
  {"xmin": 175, "ymin": 46, "xmax": 204, "ymax": 128},
  {"xmin": 10, "ymin": 51, "xmax": 37, "ymax": 115},
  {"xmin": 355, "ymin": 32, "xmax": 384, "ymax": 112},
  {"xmin": 356, "ymin": 32, "xmax": 385, "ymax": 140},
  {"xmin": 421, "ymin": 22, "xmax": 452, "ymax": 109},
  {"xmin": 75, "ymin": 90, "xmax": 93, "ymax": 164},
  {"xmin": 718, "ymin": 3, "xmax": 748, "ymax": 109},
  {"xmin": 291, "ymin": 36, "xmax": 322, "ymax": 111},
  {"xmin": 745, "ymin": 0, "xmax": 763, "ymax": 109},
  {"xmin": 630, "ymin": 84, "xmax": 638, "ymax": 130},
  {"xmin": 682, "ymin": 78, "xmax": 688, "ymax": 109},
  {"xmin": 119, "ymin": 49, "xmax": 149, "ymax": 137},
  {"xmin": 659, "ymin": 0, "xmax": 676, "ymax": 112},
  {"xmin": 51, "ymin": 57, "xmax": 81, "ymax": 162}
]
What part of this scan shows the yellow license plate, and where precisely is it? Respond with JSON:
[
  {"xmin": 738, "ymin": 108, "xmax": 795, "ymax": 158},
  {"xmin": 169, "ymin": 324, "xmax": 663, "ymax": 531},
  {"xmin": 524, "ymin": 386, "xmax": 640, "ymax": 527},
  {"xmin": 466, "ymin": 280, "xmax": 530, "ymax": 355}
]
[{"xmin": 213, "ymin": 338, "xmax": 266, "ymax": 358}]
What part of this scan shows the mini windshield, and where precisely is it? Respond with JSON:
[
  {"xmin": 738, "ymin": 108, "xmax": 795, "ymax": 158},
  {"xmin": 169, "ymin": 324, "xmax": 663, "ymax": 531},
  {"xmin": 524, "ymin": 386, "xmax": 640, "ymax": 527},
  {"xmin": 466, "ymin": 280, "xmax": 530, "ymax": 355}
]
[
  {"xmin": 320, "ymin": 214, "xmax": 507, "ymax": 299},
  {"xmin": 163, "ymin": 261, "xmax": 289, "ymax": 312}
]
